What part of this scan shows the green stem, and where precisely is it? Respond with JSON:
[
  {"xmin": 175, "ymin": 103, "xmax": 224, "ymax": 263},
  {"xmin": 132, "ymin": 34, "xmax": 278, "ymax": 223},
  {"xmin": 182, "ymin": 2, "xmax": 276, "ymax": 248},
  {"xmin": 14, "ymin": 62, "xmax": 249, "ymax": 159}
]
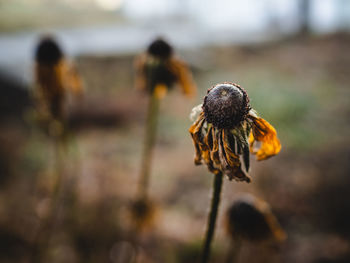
[
  {"xmin": 201, "ymin": 172, "xmax": 224, "ymax": 263},
  {"xmin": 138, "ymin": 93, "xmax": 160, "ymax": 199},
  {"xmin": 31, "ymin": 134, "xmax": 65, "ymax": 263}
]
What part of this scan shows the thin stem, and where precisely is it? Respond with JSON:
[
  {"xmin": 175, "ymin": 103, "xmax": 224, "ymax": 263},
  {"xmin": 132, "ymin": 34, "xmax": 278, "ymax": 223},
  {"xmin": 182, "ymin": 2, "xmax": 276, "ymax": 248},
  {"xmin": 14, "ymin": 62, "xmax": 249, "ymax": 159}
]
[
  {"xmin": 200, "ymin": 172, "xmax": 224, "ymax": 263},
  {"xmin": 31, "ymin": 134, "xmax": 65, "ymax": 263},
  {"xmin": 138, "ymin": 92, "xmax": 160, "ymax": 199}
]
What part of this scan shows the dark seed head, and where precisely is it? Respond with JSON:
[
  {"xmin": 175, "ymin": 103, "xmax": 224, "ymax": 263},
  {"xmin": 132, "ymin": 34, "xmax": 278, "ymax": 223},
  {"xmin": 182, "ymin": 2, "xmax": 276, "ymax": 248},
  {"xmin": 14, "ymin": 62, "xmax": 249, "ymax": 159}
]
[
  {"xmin": 147, "ymin": 38, "xmax": 173, "ymax": 59},
  {"xmin": 203, "ymin": 83, "xmax": 250, "ymax": 129},
  {"xmin": 35, "ymin": 36, "xmax": 64, "ymax": 65},
  {"xmin": 226, "ymin": 198, "xmax": 271, "ymax": 241},
  {"xmin": 145, "ymin": 63, "xmax": 177, "ymax": 92}
]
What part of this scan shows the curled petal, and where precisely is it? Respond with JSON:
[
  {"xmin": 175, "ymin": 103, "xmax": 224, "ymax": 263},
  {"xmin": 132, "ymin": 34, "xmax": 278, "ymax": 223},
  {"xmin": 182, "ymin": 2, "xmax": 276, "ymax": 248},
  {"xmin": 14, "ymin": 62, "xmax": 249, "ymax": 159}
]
[
  {"xmin": 134, "ymin": 54, "xmax": 147, "ymax": 92},
  {"xmin": 168, "ymin": 58, "xmax": 197, "ymax": 98},
  {"xmin": 189, "ymin": 112, "xmax": 205, "ymax": 165},
  {"xmin": 154, "ymin": 84, "xmax": 168, "ymax": 99},
  {"xmin": 201, "ymin": 125, "xmax": 218, "ymax": 172},
  {"xmin": 35, "ymin": 61, "xmax": 67, "ymax": 120},
  {"xmin": 189, "ymin": 115, "xmax": 222, "ymax": 175},
  {"xmin": 222, "ymin": 129, "xmax": 241, "ymax": 168},
  {"xmin": 249, "ymin": 117, "xmax": 281, "ymax": 160},
  {"xmin": 253, "ymin": 198, "xmax": 287, "ymax": 242},
  {"xmin": 221, "ymin": 130, "xmax": 251, "ymax": 182},
  {"xmin": 262, "ymin": 209, "xmax": 287, "ymax": 242},
  {"xmin": 227, "ymin": 166, "xmax": 251, "ymax": 182},
  {"xmin": 66, "ymin": 63, "xmax": 83, "ymax": 95},
  {"xmin": 210, "ymin": 127, "xmax": 220, "ymax": 167},
  {"xmin": 36, "ymin": 62, "xmax": 64, "ymax": 98}
]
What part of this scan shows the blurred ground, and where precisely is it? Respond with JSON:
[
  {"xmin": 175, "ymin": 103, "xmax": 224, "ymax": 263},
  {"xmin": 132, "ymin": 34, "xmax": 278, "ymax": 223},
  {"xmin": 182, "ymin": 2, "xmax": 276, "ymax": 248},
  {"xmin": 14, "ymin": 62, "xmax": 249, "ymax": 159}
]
[{"xmin": 0, "ymin": 33, "xmax": 350, "ymax": 263}]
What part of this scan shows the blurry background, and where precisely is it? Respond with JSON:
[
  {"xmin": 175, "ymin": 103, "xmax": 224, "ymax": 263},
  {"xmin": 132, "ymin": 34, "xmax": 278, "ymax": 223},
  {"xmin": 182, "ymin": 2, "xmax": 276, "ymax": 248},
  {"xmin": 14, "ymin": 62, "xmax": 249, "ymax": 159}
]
[{"xmin": 0, "ymin": 0, "xmax": 350, "ymax": 262}]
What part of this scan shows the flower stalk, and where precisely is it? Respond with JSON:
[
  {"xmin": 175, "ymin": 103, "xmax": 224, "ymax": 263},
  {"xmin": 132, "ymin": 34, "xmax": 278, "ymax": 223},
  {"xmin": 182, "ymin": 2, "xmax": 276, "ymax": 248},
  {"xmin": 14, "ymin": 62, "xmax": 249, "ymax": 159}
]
[
  {"xmin": 31, "ymin": 36, "xmax": 82, "ymax": 262},
  {"xmin": 31, "ymin": 137, "xmax": 65, "ymax": 263},
  {"xmin": 138, "ymin": 90, "xmax": 161, "ymax": 199},
  {"xmin": 134, "ymin": 38, "xmax": 196, "ymax": 207},
  {"xmin": 189, "ymin": 83, "xmax": 281, "ymax": 262},
  {"xmin": 201, "ymin": 172, "xmax": 223, "ymax": 263}
]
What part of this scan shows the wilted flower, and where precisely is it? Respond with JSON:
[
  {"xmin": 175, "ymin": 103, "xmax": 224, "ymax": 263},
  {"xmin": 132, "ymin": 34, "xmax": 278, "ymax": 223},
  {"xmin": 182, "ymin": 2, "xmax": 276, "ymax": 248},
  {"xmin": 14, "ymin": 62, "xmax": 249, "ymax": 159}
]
[
  {"xmin": 34, "ymin": 36, "xmax": 82, "ymax": 123},
  {"xmin": 226, "ymin": 194, "xmax": 286, "ymax": 242},
  {"xmin": 134, "ymin": 38, "xmax": 196, "ymax": 99},
  {"xmin": 189, "ymin": 83, "xmax": 281, "ymax": 182},
  {"xmin": 130, "ymin": 198, "xmax": 156, "ymax": 231},
  {"xmin": 133, "ymin": 38, "xmax": 197, "ymax": 222}
]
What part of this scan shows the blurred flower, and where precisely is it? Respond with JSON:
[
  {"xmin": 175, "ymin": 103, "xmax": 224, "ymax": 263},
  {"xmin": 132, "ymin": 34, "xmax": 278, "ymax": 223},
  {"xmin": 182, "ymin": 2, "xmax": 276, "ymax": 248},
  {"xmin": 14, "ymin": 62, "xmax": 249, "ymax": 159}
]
[
  {"xmin": 226, "ymin": 194, "xmax": 286, "ymax": 242},
  {"xmin": 130, "ymin": 198, "xmax": 156, "ymax": 231},
  {"xmin": 34, "ymin": 36, "xmax": 83, "ymax": 125},
  {"xmin": 134, "ymin": 38, "xmax": 196, "ymax": 99},
  {"xmin": 189, "ymin": 83, "xmax": 281, "ymax": 182}
]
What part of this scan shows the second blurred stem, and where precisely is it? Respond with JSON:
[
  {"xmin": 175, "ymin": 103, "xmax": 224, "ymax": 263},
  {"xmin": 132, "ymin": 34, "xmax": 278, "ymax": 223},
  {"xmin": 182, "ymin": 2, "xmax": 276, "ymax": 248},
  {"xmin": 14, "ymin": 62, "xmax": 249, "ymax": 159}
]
[
  {"xmin": 52, "ymin": 136, "xmax": 64, "ymax": 202},
  {"xmin": 31, "ymin": 135, "xmax": 65, "ymax": 263},
  {"xmin": 138, "ymin": 91, "xmax": 160, "ymax": 199}
]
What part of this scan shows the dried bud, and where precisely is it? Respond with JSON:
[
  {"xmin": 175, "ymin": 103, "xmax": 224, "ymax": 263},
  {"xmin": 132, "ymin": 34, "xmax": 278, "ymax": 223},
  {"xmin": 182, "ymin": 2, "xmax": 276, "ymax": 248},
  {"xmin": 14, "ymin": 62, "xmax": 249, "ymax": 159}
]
[
  {"xmin": 34, "ymin": 35, "xmax": 83, "ymax": 133},
  {"xmin": 143, "ymin": 39, "xmax": 177, "ymax": 93},
  {"xmin": 203, "ymin": 83, "xmax": 250, "ymax": 129},
  {"xmin": 226, "ymin": 195, "xmax": 286, "ymax": 242},
  {"xmin": 35, "ymin": 36, "xmax": 63, "ymax": 65},
  {"xmin": 130, "ymin": 198, "xmax": 155, "ymax": 230},
  {"xmin": 135, "ymin": 38, "xmax": 196, "ymax": 98},
  {"xmin": 147, "ymin": 38, "xmax": 173, "ymax": 59}
]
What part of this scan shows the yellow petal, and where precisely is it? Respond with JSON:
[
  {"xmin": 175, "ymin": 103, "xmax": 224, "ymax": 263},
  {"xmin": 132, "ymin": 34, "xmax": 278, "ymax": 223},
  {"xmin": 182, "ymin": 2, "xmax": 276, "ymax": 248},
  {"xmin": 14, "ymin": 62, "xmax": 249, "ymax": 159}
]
[
  {"xmin": 35, "ymin": 61, "xmax": 66, "ymax": 119},
  {"xmin": 254, "ymin": 198, "xmax": 287, "ymax": 242},
  {"xmin": 66, "ymin": 64, "xmax": 83, "ymax": 95},
  {"xmin": 153, "ymin": 84, "xmax": 168, "ymax": 99},
  {"xmin": 168, "ymin": 58, "xmax": 197, "ymax": 98},
  {"xmin": 189, "ymin": 113, "xmax": 205, "ymax": 165},
  {"xmin": 250, "ymin": 117, "xmax": 281, "ymax": 160},
  {"xmin": 210, "ymin": 127, "xmax": 220, "ymax": 166},
  {"xmin": 134, "ymin": 54, "xmax": 147, "ymax": 91}
]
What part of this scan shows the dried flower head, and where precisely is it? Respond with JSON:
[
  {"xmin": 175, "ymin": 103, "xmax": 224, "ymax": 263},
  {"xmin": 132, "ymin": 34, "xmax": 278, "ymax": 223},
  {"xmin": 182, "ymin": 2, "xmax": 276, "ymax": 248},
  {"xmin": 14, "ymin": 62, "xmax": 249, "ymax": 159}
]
[
  {"xmin": 147, "ymin": 38, "xmax": 173, "ymax": 59},
  {"xmin": 189, "ymin": 83, "xmax": 281, "ymax": 182},
  {"xmin": 134, "ymin": 38, "xmax": 196, "ymax": 99},
  {"xmin": 35, "ymin": 37, "xmax": 64, "ymax": 65},
  {"xmin": 130, "ymin": 198, "xmax": 156, "ymax": 231},
  {"xmin": 34, "ymin": 36, "xmax": 83, "ymax": 123},
  {"xmin": 226, "ymin": 194, "xmax": 286, "ymax": 242}
]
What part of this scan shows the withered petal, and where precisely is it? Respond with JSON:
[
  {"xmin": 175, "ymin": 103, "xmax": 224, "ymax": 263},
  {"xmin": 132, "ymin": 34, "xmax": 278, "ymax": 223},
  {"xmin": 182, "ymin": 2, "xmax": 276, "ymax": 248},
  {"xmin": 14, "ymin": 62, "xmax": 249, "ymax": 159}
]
[
  {"xmin": 189, "ymin": 112, "xmax": 206, "ymax": 165},
  {"xmin": 134, "ymin": 54, "xmax": 148, "ymax": 91},
  {"xmin": 254, "ymin": 198, "xmax": 287, "ymax": 242},
  {"xmin": 210, "ymin": 127, "xmax": 220, "ymax": 166},
  {"xmin": 222, "ymin": 129, "xmax": 241, "ymax": 168},
  {"xmin": 250, "ymin": 117, "xmax": 281, "ymax": 160},
  {"xmin": 227, "ymin": 165, "xmax": 251, "ymax": 183},
  {"xmin": 221, "ymin": 130, "xmax": 251, "ymax": 182},
  {"xmin": 154, "ymin": 84, "xmax": 168, "ymax": 99},
  {"xmin": 168, "ymin": 58, "xmax": 197, "ymax": 98},
  {"xmin": 205, "ymin": 125, "xmax": 214, "ymax": 151},
  {"xmin": 66, "ymin": 64, "xmax": 83, "ymax": 95},
  {"xmin": 242, "ymin": 145, "xmax": 250, "ymax": 172}
]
